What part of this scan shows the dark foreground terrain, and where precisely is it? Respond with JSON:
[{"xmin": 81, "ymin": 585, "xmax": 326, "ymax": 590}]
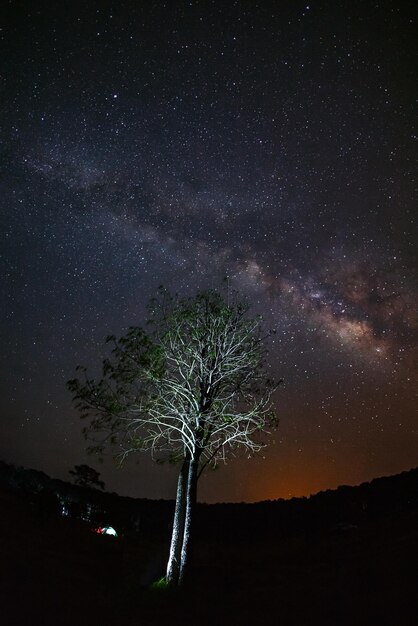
[{"xmin": 1, "ymin": 473, "xmax": 417, "ymax": 626}]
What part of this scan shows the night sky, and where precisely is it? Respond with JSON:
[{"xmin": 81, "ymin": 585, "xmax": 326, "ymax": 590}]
[{"xmin": 1, "ymin": 0, "xmax": 417, "ymax": 503}]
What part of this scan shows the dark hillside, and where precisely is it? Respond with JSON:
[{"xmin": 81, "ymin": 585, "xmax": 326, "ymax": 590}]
[{"xmin": 1, "ymin": 463, "xmax": 417, "ymax": 625}]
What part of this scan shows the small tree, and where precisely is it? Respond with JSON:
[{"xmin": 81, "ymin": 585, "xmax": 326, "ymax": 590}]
[
  {"xmin": 68, "ymin": 289, "xmax": 280, "ymax": 585},
  {"xmin": 69, "ymin": 464, "xmax": 105, "ymax": 490}
]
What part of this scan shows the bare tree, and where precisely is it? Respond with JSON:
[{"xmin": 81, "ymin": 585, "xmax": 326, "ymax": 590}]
[{"xmin": 68, "ymin": 289, "xmax": 280, "ymax": 585}]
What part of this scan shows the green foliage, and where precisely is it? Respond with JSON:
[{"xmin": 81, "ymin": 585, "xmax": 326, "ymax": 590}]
[
  {"xmin": 150, "ymin": 576, "xmax": 169, "ymax": 590},
  {"xmin": 67, "ymin": 326, "xmax": 165, "ymax": 455}
]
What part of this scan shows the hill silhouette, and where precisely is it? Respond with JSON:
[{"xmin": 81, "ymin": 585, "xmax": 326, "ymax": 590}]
[{"xmin": 1, "ymin": 460, "xmax": 417, "ymax": 625}]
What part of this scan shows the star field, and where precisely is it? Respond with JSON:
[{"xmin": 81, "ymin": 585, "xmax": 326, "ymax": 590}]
[{"xmin": 1, "ymin": 0, "xmax": 417, "ymax": 502}]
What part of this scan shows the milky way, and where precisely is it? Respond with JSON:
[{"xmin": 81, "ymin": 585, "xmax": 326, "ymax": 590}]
[{"xmin": 1, "ymin": 1, "xmax": 417, "ymax": 502}]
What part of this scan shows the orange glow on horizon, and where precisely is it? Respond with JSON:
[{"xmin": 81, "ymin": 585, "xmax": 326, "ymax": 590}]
[{"xmin": 245, "ymin": 462, "xmax": 352, "ymax": 503}]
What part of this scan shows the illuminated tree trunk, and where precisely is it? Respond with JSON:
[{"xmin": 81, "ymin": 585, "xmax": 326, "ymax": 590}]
[
  {"xmin": 166, "ymin": 459, "xmax": 188, "ymax": 585},
  {"xmin": 178, "ymin": 452, "xmax": 200, "ymax": 585},
  {"xmin": 165, "ymin": 450, "xmax": 200, "ymax": 586}
]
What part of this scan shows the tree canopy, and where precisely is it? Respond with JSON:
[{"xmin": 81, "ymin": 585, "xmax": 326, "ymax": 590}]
[{"xmin": 68, "ymin": 464, "xmax": 105, "ymax": 490}]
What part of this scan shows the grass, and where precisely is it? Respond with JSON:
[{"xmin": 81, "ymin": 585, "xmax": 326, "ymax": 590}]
[{"xmin": 150, "ymin": 576, "xmax": 169, "ymax": 590}]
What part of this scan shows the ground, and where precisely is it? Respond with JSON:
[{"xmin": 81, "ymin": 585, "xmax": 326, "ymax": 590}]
[{"xmin": 1, "ymin": 488, "xmax": 417, "ymax": 626}]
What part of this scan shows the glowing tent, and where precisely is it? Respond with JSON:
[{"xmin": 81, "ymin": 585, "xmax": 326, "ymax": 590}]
[{"xmin": 95, "ymin": 525, "xmax": 118, "ymax": 537}]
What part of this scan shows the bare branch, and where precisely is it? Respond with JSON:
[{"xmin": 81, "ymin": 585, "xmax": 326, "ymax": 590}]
[{"xmin": 68, "ymin": 289, "xmax": 280, "ymax": 472}]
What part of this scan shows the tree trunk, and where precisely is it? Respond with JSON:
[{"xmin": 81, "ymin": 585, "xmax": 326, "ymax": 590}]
[
  {"xmin": 178, "ymin": 451, "xmax": 200, "ymax": 585},
  {"xmin": 165, "ymin": 458, "xmax": 188, "ymax": 585},
  {"xmin": 165, "ymin": 451, "xmax": 200, "ymax": 586}
]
